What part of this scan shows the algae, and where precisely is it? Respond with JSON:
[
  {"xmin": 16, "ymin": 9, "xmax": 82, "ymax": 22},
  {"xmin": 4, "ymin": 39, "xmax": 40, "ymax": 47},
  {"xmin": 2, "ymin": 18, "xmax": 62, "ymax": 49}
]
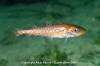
[
  {"xmin": 79, "ymin": 51, "xmax": 100, "ymax": 65},
  {"xmin": 22, "ymin": 45, "xmax": 76, "ymax": 66},
  {"xmin": 0, "ymin": 59, "xmax": 8, "ymax": 66},
  {"xmin": 96, "ymin": 39, "xmax": 100, "ymax": 45}
]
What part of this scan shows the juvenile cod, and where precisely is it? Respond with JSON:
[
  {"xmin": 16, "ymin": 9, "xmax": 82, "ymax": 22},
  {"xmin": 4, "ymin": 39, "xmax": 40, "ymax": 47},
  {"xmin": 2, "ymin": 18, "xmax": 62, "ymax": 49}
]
[{"xmin": 16, "ymin": 24, "xmax": 86, "ymax": 38}]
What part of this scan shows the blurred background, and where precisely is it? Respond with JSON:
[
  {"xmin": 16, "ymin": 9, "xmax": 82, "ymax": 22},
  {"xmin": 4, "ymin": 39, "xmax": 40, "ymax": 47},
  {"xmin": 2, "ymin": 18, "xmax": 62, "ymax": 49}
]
[{"xmin": 0, "ymin": 0, "xmax": 100, "ymax": 66}]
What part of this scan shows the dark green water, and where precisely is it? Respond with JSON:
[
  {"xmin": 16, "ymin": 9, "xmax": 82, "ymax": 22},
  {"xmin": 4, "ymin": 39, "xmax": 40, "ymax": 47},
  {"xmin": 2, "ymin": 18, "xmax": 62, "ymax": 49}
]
[{"xmin": 0, "ymin": 0, "xmax": 100, "ymax": 66}]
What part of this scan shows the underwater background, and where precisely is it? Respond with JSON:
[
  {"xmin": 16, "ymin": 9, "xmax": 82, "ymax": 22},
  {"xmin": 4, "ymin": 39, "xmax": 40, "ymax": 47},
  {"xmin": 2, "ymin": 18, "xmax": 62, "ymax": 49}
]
[{"xmin": 0, "ymin": 0, "xmax": 100, "ymax": 66}]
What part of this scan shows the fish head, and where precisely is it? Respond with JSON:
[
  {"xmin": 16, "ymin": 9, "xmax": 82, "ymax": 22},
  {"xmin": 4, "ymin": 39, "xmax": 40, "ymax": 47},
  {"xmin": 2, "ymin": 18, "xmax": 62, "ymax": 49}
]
[{"xmin": 66, "ymin": 24, "xmax": 86, "ymax": 38}]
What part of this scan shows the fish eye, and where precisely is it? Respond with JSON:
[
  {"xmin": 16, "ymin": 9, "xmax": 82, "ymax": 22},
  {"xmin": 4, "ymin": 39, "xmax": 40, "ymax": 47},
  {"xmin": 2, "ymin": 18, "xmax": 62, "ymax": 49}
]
[{"xmin": 73, "ymin": 28, "xmax": 79, "ymax": 32}]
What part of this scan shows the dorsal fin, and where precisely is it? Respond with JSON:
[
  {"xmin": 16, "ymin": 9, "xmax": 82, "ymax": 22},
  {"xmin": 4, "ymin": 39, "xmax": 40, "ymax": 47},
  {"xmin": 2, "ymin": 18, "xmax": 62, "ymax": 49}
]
[
  {"xmin": 27, "ymin": 25, "xmax": 37, "ymax": 30},
  {"xmin": 45, "ymin": 21, "xmax": 52, "ymax": 26}
]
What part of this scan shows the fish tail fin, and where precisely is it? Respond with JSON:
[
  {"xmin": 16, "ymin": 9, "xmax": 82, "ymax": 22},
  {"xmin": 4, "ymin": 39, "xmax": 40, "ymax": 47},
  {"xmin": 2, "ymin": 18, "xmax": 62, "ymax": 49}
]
[
  {"xmin": 16, "ymin": 29, "xmax": 24, "ymax": 36},
  {"xmin": 0, "ymin": 27, "xmax": 22, "ymax": 45}
]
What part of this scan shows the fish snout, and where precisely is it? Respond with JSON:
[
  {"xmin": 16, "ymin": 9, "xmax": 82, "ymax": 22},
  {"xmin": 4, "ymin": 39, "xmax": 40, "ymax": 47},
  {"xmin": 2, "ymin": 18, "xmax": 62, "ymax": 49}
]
[{"xmin": 67, "ymin": 27, "xmax": 86, "ymax": 38}]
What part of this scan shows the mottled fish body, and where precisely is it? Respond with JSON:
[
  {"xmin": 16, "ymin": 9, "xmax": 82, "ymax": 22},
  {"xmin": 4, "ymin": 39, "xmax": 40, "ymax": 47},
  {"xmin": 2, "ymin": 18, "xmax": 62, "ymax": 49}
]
[{"xmin": 16, "ymin": 24, "xmax": 86, "ymax": 38}]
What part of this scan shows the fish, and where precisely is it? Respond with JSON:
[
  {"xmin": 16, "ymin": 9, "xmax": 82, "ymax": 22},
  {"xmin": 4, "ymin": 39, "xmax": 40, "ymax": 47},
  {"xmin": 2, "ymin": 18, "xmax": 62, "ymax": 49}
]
[{"xmin": 16, "ymin": 24, "xmax": 86, "ymax": 38}]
